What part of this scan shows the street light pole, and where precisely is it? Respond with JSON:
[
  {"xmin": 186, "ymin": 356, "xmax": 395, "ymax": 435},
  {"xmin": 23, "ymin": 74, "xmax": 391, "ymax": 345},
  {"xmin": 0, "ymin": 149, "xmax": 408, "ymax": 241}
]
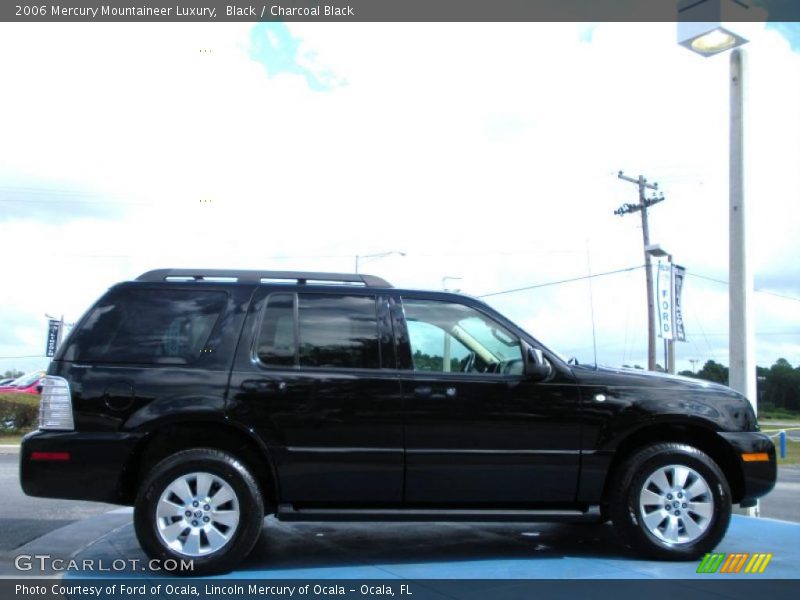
[
  {"xmin": 354, "ymin": 251, "xmax": 406, "ymax": 274},
  {"xmin": 676, "ymin": 0, "xmax": 757, "ymax": 414},
  {"xmin": 677, "ymin": 8, "xmax": 761, "ymax": 518},
  {"xmin": 728, "ymin": 48, "xmax": 757, "ymax": 412},
  {"xmin": 442, "ymin": 276, "xmax": 463, "ymax": 292}
]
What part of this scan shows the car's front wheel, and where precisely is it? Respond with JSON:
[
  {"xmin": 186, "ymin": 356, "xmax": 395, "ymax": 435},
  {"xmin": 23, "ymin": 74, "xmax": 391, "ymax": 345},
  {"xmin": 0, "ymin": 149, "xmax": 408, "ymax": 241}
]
[
  {"xmin": 134, "ymin": 448, "xmax": 264, "ymax": 575},
  {"xmin": 609, "ymin": 443, "xmax": 731, "ymax": 560}
]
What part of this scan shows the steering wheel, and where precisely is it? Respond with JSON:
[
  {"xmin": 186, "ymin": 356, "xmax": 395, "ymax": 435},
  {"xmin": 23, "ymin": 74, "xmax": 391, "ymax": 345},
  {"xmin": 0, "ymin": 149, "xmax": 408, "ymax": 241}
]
[
  {"xmin": 460, "ymin": 352, "xmax": 476, "ymax": 373},
  {"xmin": 500, "ymin": 358, "xmax": 523, "ymax": 375}
]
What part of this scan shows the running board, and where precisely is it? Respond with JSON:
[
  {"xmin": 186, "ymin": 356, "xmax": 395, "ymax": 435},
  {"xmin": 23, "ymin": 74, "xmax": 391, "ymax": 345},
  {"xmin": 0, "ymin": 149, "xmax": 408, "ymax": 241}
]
[{"xmin": 276, "ymin": 505, "xmax": 602, "ymax": 523}]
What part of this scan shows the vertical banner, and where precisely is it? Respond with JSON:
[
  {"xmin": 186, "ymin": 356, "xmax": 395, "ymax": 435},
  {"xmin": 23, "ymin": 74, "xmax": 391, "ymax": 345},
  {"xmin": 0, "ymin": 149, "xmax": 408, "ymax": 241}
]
[
  {"xmin": 45, "ymin": 319, "xmax": 61, "ymax": 357},
  {"xmin": 673, "ymin": 265, "xmax": 687, "ymax": 342},
  {"xmin": 656, "ymin": 262, "xmax": 674, "ymax": 340}
]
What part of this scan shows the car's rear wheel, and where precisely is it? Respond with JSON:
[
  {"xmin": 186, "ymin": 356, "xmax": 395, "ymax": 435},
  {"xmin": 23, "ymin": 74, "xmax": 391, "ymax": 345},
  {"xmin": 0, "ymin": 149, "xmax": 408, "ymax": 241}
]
[
  {"xmin": 134, "ymin": 448, "xmax": 264, "ymax": 575},
  {"xmin": 609, "ymin": 443, "xmax": 731, "ymax": 560}
]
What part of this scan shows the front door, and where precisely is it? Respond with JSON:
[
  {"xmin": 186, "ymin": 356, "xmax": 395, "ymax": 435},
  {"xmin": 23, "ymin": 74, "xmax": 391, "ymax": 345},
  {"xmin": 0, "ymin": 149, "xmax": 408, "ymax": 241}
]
[{"xmin": 396, "ymin": 296, "xmax": 582, "ymax": 506}]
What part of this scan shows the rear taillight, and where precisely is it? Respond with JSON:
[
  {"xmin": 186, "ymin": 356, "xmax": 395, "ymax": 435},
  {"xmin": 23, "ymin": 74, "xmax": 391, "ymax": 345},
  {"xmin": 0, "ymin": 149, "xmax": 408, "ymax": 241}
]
[{"xmin": 38, "ymin": 376, "xmax": 74, "ymax": 431}]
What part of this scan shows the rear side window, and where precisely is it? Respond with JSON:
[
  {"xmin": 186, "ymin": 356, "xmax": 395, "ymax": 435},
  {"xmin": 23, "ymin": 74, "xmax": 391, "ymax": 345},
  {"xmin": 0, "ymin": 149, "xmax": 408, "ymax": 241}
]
[
  {"xmin": 63, "ymin": 288, "xmax": 226, "ymax": 365},
  {"xmin": 257, "ymin": 293, "xmax": 380, "ymax": 369}
]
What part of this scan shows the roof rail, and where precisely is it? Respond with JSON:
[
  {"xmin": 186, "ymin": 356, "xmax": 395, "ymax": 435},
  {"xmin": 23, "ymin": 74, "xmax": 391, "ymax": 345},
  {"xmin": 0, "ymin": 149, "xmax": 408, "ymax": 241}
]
[{"xmin": 135, "ymin": 269, "xmax": 393, "ymax": 288}]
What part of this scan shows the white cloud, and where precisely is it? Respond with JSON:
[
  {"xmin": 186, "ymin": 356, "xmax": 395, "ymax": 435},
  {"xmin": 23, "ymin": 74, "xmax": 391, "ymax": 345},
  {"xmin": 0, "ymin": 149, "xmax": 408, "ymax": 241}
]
[{"xmin": 0, "ymin": 22, "xmax": 798, "ymax": 374}]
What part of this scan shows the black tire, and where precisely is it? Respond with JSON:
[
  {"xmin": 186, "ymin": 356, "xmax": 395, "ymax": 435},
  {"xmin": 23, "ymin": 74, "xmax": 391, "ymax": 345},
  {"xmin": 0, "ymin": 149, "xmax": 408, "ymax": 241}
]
[
  {"xmin": 134, "ymin": 448, "xmax": 264, "ymax": 575},
  {"xmin": 608, "ymin": 443, "xmax": 731, "ymax": 560}
]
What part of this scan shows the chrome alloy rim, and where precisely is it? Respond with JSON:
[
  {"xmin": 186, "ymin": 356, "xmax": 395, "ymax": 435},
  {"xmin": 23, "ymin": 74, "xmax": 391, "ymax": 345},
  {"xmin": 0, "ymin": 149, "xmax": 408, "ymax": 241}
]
[
  {"xmin": 156, "ymin": 472, "xmax": 240, "ymax": 557},
  {"xmin": 639, "ymin": 464, "xmax": 714, "ymax": 545}
]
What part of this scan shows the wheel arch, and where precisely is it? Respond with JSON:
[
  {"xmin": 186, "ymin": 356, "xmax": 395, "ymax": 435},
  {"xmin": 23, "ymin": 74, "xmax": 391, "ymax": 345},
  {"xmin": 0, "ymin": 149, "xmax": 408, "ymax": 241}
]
[
  {"xmin": 601, "ymin": 422, "xmax": 744, "ymax": 507},
  {"xmin": 120, "ymin": 419, "xmax": 279, "ymax": 510}
]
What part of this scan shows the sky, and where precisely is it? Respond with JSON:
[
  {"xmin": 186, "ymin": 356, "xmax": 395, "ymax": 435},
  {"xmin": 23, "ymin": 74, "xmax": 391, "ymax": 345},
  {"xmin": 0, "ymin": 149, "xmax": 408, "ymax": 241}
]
[{"xmin": 0, "ymin": 21, "xmax": 799, "ymax": 376}]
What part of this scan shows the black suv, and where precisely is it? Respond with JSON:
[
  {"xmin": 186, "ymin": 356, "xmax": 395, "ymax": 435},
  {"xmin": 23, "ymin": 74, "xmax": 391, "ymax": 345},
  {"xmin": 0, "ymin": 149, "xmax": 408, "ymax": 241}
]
[{"xmin": 21, "ymin": 269, "xmax": 776, "ymax": 573}]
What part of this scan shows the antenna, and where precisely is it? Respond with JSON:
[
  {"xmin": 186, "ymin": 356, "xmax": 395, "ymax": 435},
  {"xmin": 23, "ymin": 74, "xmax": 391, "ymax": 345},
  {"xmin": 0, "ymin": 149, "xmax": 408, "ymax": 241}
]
[{"xmin": 586, "ymin": 239, "xmax": 598, "ymax": 368}]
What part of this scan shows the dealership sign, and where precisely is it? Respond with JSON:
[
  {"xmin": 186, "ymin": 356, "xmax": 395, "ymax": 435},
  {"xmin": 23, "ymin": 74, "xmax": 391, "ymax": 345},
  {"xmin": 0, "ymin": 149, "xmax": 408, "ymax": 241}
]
[
  {"xmin": 673, "ymin": 265, "xmax": 686, "ymax": 342},
  {"xmin": 656, "ymin": 262, "xmax": 674, "ymax": 340},
  {"xmin": 655, "ymin": 262, "xmax": 687, "ymax": 342},
  {"xmin": 45, "ymin": 319, "xmax": 61, "ymax": 357}
]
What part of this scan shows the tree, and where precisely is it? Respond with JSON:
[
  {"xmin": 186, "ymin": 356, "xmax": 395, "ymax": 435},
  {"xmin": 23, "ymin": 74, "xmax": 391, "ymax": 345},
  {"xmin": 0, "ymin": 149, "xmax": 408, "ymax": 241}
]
[
  {"xmin": 667, "ymin": 359, "xmax": 799, "ymax": 414},
  {"xmin": 695, "ymin": 360, "xmax": 729, "ymax": 385},
  {"xmin": 763, "ymin": 358, "xmax": 800, "ymax": 411}
]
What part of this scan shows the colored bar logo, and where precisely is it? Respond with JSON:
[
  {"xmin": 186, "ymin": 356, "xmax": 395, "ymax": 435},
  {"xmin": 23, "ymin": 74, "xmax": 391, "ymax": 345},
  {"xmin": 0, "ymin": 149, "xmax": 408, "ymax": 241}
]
[{"xmin": 696, "ymin": 553, "xmax": 772, "ymax": 574}]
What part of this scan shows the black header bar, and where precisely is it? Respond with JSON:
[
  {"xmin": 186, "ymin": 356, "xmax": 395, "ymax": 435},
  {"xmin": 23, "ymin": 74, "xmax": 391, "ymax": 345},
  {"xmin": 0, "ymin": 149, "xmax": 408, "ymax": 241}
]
[{"xmin": 3, "ymin": 0, "xmax": 798, "ymax": 23}]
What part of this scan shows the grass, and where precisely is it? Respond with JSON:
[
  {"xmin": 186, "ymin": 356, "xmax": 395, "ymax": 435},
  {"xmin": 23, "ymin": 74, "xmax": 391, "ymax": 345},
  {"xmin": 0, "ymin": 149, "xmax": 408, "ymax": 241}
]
[
  {"xmin": 774, "ymin": 440, "xmax": 800, "ymax": 466},
  {"xmin": 760, "ymin": 413, "xmax": 800, "ymax": 422},
  {"xmin": 0, "ymin": 432, "xmax": 28, "ymax": 445},
  {"xmin": 760, "ymin": 425, "xmax": 800, "ymax": 465},
  {"xmin": 758, "ymin": 404, "xmax": 800, "ymax": 421},
  {"xmin": 0, "ymin": 392, "xmax": 40, "ymax": 405}
]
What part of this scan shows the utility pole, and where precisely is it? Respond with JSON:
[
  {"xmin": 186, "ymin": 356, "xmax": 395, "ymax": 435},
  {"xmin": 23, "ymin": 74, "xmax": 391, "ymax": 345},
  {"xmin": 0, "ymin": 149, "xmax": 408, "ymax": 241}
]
[{"xmin": 615, "ymin": 171, "xmax": 665, "ymax": 371}]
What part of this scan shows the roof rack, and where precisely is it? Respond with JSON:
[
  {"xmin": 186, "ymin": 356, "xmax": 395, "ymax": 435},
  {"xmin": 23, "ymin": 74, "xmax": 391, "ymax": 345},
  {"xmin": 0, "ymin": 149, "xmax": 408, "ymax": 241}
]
[{"xmin": 136, "ymin": 269, "xmax": 393, "ymax": 288}]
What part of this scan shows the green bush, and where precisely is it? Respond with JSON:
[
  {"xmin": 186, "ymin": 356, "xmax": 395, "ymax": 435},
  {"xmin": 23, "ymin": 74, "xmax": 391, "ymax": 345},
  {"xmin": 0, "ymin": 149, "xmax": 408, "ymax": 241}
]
[{"xmin": 0, "ymin": 393, "xmax": 40, "ymax": 433}]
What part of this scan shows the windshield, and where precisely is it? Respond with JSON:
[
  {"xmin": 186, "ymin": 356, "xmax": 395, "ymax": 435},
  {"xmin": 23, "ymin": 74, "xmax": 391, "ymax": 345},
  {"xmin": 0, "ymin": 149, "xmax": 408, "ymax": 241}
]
[{"xmin": 454, "ymin": 316, "xmax": 520, "ymax": 362}]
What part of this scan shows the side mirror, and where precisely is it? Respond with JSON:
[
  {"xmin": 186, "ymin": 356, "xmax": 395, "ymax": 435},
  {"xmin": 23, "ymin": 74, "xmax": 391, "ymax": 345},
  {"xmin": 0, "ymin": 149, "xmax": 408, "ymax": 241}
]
[{"xmin": 524, "ymin": 345, "xmax": 553, "ymax": 381}]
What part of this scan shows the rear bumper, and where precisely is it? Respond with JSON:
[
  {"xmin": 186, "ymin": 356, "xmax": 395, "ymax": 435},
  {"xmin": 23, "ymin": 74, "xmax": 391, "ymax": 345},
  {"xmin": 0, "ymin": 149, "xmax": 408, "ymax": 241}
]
[
  {"xmin": 717, "ymin": 431, "xmax": 777, "ymax": 507},
  {"xmin": 19, "ymin": 430, "xmax": 143, "ymax": 504}
]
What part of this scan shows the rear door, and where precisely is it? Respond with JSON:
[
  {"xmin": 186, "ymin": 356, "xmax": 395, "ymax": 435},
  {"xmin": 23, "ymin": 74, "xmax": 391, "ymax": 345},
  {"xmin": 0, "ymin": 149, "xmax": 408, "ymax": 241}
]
[{"xmin": 228, "ymin": 288, "xmax": 403, "ymax": 506}]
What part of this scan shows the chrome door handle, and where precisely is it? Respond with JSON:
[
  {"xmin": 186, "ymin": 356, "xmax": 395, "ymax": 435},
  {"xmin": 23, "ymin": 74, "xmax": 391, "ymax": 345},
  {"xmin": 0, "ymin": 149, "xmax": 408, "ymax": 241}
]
[
  {"xmin": 241, "ymin": 380, "xmax": 286, "ymax": 393},
  {"xmin": 413, "ymin": 386, "xmax": 457, "ymax": 399}
]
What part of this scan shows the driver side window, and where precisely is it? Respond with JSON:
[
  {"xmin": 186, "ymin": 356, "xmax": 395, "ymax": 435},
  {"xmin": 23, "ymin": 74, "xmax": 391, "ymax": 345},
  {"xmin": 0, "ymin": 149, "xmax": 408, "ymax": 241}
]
[
  {"xmin": 407, "ymin": 320, "xmax": 471, "ymax": 372},
  {"xmin": 402, "ymin": 298, "xmax": 524, "ymax": 375}
]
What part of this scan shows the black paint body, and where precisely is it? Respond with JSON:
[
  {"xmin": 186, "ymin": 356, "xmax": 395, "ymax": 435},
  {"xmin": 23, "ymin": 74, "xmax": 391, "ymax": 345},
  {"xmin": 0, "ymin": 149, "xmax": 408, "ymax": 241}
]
[{"xmin": 20, "ymin": 280, "xmax": 776, "ymax": 516}]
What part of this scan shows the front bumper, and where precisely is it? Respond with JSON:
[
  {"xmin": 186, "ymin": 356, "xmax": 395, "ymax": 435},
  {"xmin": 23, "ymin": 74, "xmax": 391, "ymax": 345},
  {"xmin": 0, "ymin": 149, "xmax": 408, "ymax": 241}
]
[
  {"xmin": 717, "ymin": 431, "xmax": 777, "ymax": 507},
  {"xmin": 19, "ymin": 430, "xmax": 143, "ymax": 504}
]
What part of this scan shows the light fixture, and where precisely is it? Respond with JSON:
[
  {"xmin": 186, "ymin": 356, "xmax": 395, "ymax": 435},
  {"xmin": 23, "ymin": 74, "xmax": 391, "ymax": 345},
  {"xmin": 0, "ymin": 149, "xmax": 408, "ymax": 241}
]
[
  {"xmin": 677, "ymin": 0, "xmax": 755, "ymax": 57},
  {"xmin": 689, "ymin": 27, "xmax": 740, "ymax": 55},
  {"xmin": 645, "ymin": 243, "xmax": 670, "ymax": 258}
]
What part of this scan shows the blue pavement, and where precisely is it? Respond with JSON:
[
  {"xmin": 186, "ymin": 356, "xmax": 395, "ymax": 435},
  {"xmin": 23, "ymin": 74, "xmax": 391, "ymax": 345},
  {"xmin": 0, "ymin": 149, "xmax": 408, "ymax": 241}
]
[{"xmin": 67, "ymin": 514, "xmax": 799, "ymax": 580}]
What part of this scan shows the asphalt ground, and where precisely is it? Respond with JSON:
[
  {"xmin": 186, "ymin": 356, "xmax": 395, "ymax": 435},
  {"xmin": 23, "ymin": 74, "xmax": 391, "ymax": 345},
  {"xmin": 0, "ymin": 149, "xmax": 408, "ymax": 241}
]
[
  {"xmin": 60, "ymin": 514, "xmax": 799, "ymax": 580},
  {"xmin": 758, "ymin": 465, "xmax": 800, "ymax": 522},
  {"xmin": 0, "ymin": 451, "xmax": 116, "ymax": 552},
  {"xmin": 1, "ymin": 451, "xmax": 798, "ymax": 580}
]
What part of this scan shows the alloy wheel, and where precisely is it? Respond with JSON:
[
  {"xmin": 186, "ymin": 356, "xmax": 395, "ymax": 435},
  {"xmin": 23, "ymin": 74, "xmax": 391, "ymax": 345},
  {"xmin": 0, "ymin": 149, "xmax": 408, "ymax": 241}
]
[
  {"xmin": 155, "ymin": 471, "xmax": 240, "ymax": 557},
  {"xmin": 638, "ymin": 463, "xmax": 714, "ymax": 545}
]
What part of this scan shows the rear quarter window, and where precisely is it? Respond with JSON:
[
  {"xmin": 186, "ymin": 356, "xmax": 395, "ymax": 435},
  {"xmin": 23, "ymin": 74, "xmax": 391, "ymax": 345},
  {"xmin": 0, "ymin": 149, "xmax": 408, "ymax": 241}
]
[
  {"xmin": 256, "ymin": 292, "xmax": 381, "ymax": 369},
  {"xmin": 62, "ymin": 288, "xmax": 227, "ymax": 365}
]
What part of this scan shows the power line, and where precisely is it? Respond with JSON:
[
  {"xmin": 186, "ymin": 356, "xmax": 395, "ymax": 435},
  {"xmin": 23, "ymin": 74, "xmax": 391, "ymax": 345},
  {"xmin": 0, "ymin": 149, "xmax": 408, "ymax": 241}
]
[
  {"xmin": 686, "ymin": 272, "xmax": 800, "ymax": 304},
  {"xmin": 477, "ymin": 265, "xmax": 645, "ymax": 298},
  {"xmin": 475, "ymin": 265, "xmax": 800, "ymax": 304},
  {"xmin": 682, "ymin": 331, "xmax": 800, "ymax": 337}
]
